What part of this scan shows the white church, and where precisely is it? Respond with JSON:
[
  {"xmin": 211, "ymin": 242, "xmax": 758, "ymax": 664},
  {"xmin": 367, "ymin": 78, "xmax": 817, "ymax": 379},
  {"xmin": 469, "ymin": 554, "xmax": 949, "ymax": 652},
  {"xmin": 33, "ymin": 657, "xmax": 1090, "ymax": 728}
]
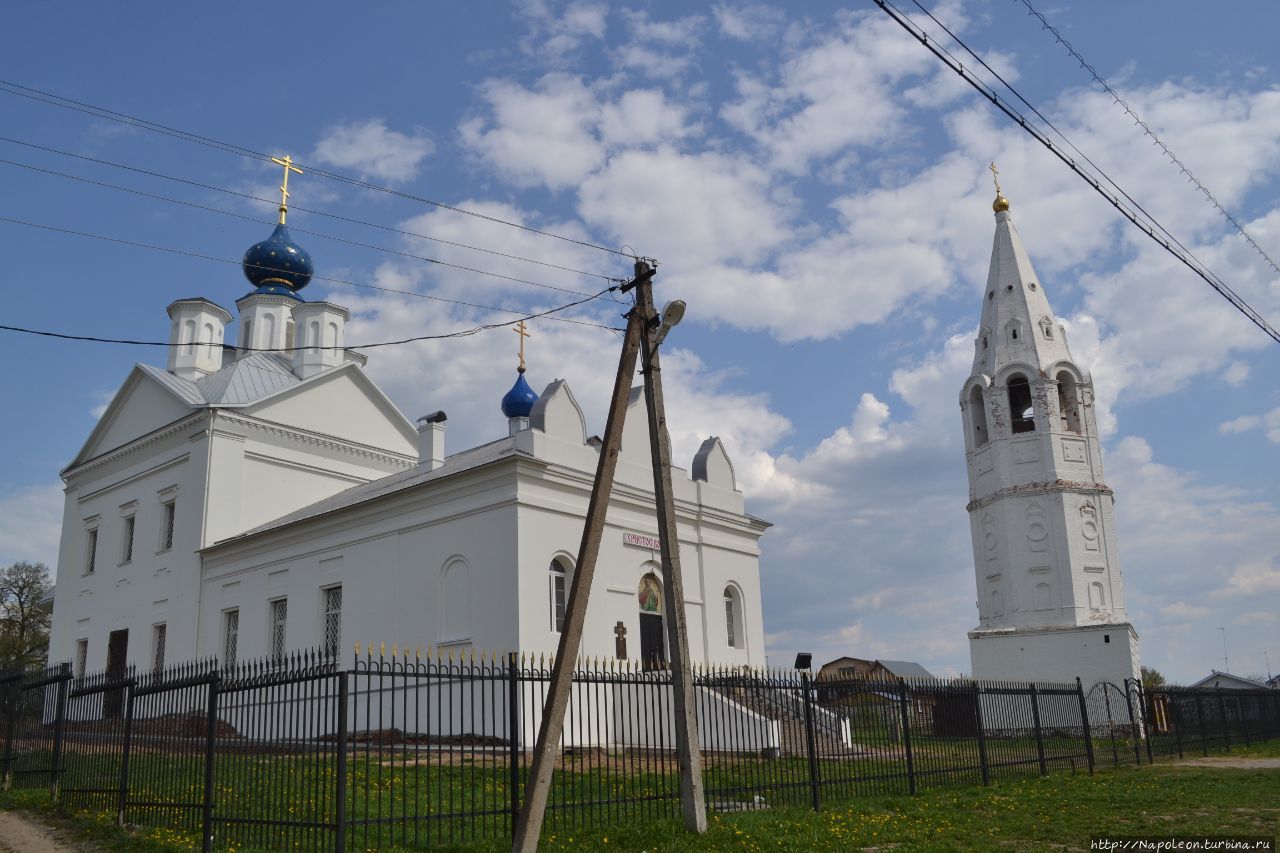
[
  {"xmin": 959, "ymin": 182, "xmax": 1141, "ymax": 691},
  {"xmin": 46, "ymin": 212, "xmax": 769, "ymax": 682}
]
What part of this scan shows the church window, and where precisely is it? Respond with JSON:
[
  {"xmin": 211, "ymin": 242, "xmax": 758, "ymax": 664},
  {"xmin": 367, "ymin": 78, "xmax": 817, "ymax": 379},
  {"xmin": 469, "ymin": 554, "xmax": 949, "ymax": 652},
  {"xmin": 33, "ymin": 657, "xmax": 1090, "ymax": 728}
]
[
  {"xmin": 1040, "ymin": 317, "xmax": 1054, "ymax": 339},
  {"xmin": 326, "ymin": 322, "xmax": 339, "ymax": 349},
  {"xmin": 440, "ymin": 559, "xmax": 472, "ymax": 643},
  {"xmin": 183, "ymin": 319, "xmax": 196, "ymax": 355},
  {"xmin": 969, "ymin": 386, "xmax": 989, "ymax": 447},
  {"xmin": 987, "ymin": 291, "xmax": 994, "ymax": 301},
  {"xmin": 121, "ymin": 515, "xmax": 135, "ymax": 564},
  {"xmin": 201, "ymin": 322, "xmax": 214, "ymax": 348},
  {"xmin": 549, "ymin": 560, "xmax": 567, "ymax": 632},
  {"xmin": 160, "ymin": 501, "xmax": 176, "ymax": 552},
  {"xmin": 1008, "ymin": 375, "xmax": 1035, "ymax": 433},
  {"xmin": 152, "ymin": 623, "xmax": 167, "ymax": 675},
  {"xmin": 263, "ymin": 314, "xmax": 277, "ymax": 349},
  {"xmin": 322, "ymin": 586, "xmax": 342, "ymax": 659},
  {"xmin": 85, "ymin": 528, "xmax": 98, "ymax": 575},
  {"xmin": 75, "ymin": 639, "xmax": 88, "ymax": 680},
  {"xmin": 990, "ymin": 589, "xmax": 1004, "ymax": 617},
  {"xmin": 1056, "ymin": 371, "xmax": 1081, "ymax": 433},
  {"xmin": 269, "ymin": 599, "xmax": 288, "ymax": 664},
  {"xmin": 982, "ymin": 337, "xmax": 988, "ymax": 350},
  {"xmin": 1011, "ymin": 328, "xmax": 1018, "ymax": 340},
  {"xmin": 223, "ymin": 609, "xmax": 239, "ymax": 669},
  {"xmin": 724, "ymin": 586, "xmax": 744, "ymax": 649},
  {"xmin": 285, "ymin": 318, "xmax": 296, "ymax": 350},
  {"xmin": 309, "ymin": 321, "xmax": 320, "ymax": 353},
  {"xmin": 242, "ymin": 319, "xmax": 253, "ymax": 350},
  {"xmin": 1088, "ymin": 582, "xmax": 1105, "ymax": 610}
]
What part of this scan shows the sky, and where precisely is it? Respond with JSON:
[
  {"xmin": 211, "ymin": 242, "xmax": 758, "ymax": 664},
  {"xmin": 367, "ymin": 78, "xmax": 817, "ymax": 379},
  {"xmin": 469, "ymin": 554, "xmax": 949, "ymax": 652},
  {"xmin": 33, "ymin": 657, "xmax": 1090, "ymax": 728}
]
[{"xmin": 1, "ymin": 0, "xmax": 1277, "ymax": 684}]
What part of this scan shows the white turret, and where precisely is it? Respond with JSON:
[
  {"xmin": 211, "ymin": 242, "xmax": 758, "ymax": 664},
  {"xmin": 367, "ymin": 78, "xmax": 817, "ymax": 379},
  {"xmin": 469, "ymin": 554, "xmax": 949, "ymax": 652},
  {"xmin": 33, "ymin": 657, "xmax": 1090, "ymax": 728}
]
[
  {"xmin": 166, "ymin": 298, "xmax": 232, "ymax": 380},
  {"xmin": 959, "ymin": 180, "xmax": 1139, "ymax": 691},
  {"xmin": 291, "ymin": 301, "xmax": 348, "ymax": 378}
]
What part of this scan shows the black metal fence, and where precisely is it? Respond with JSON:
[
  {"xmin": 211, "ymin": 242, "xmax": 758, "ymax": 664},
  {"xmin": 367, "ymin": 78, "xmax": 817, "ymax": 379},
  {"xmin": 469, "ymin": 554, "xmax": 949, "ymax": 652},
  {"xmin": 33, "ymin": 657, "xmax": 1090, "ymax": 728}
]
[{"xmin": 1, "ymin": 651, "xmax": 1276, "ymax": 851}]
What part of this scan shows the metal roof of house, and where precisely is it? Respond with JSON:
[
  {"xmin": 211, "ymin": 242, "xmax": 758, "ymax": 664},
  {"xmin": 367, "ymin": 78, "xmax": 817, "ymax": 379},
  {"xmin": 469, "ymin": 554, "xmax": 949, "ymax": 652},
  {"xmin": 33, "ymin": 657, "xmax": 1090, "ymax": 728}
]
[
  {"xmin": 212, "ymin": 436, "xmax": 527, "ymax": 547},
  {"xmin": 1188, "ymin": 671, "xmax": 1272, "ymax": 690},
  {"xmin": 138, "ymin": 353, "xmax": 302, "ymax": 407},
  {"xmin": 876, "ymin": 660, "xmax": 935, "ymax": 680}
]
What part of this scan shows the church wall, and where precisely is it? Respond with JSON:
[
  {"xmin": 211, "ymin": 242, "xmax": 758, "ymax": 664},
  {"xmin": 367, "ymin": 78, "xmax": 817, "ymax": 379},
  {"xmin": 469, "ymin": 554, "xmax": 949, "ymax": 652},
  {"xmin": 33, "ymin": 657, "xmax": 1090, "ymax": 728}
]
[{"xmin": 969, "ymin": 623, "xmax": 1140, "ymax": 691}]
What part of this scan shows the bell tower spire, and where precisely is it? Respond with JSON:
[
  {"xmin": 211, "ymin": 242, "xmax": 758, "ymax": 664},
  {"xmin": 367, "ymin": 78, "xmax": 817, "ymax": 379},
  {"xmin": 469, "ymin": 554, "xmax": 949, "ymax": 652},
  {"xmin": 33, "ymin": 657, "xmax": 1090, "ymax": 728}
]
[{"xmin": 959, "ymin": 174, "xmax": 1140, "ymax": 692}]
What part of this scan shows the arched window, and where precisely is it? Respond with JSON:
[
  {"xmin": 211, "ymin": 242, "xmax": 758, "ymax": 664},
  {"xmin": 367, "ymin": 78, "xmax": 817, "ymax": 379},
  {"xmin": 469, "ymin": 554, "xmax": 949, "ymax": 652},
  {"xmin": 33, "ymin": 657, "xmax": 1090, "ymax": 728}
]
[
  {"xmin": 969, "ymin": 386, "xmax": 989, "ymax": 448},
  {"xmin": 262, "ymin": 313, "xmax": 277, "ymax": 350},
  {"xmin": 723, "ymin": 586, "xmax": 744, "ymax": 649},
  {"xmin": 990, "ymin": 589, "xmax": 1004, "ymax": 618},
  {"xmin": 549, "ymin": 559, "xmax": 567, "ymax": 632},
  {"xmin": 326, "ymin": 321, "xmax": 339, "ymax": 349},
  {"xmin": 309, "ymin": 321, "xmax": 320, "ymax": 353},
  {"xmin": 201, "ymin": 322, "xmax": 214, "ymax": 349},
  {"xmin": 183, "ymin": 319, "xmax": 197, "ymax": 355},
  {"xmin": 1056, "ymin": 371, "xmax": 1081, "ymax": 433},
  {"xmin": 440, "ymin": 559, "xmax": 472, "ymax": 642},
  {"xmin": 241, "ymin": 319, "xmax": 253, "ymax": 350},
  {"xmin": 1008, "ymin": 375, "xmax": 1035, "ymax": 434},
  {"xmin": 1088, "ymin": 581, "xmax": 1105, "ymax": 611},
  {"xmin": 285, "ymin": 318, "xmax": 296, "ymax": 350}
]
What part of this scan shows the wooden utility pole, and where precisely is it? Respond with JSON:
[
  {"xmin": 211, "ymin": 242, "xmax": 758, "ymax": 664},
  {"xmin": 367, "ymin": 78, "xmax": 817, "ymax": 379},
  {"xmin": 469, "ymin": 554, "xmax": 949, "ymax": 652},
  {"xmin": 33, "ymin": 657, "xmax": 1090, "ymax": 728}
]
[
  {"xmin": 635, "ymin": 266, "xmax": 707, "ymax": 832},
  {"xmin": 511, "ymin": 268, "xmax": 648, "ymax": 852}
]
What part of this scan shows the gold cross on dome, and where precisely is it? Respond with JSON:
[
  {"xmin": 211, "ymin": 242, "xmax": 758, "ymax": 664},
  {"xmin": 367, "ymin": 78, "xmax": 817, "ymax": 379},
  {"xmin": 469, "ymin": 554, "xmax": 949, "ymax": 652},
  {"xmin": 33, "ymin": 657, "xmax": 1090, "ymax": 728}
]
[
  {"xmin": 989, "ymin": 161, "xmax": 1002, "ymax": 196},
  {"xmin": 271, "ymin": 154, "xmax": 304, "ymax": 225},
  {"xmin": 513, "ymin": 319, "xmax": 531, "ymax": 371}
]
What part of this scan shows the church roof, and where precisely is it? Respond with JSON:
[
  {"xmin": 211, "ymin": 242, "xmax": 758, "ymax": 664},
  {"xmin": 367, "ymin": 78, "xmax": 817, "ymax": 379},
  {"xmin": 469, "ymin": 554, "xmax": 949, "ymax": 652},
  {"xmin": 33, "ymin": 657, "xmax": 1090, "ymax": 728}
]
[
  {"xmin": 215, "ymin": 436, "xmax": 528, "ymax": 546},
  {"xmin": 138, "ymin": 352, "xmax": 302, "ymax": 407}
]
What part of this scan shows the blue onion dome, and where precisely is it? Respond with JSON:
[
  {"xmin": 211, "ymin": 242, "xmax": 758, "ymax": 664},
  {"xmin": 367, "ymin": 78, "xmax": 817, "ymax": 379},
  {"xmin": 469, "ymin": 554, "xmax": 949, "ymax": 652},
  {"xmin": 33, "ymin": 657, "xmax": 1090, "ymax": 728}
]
[
  {"xmin": 242, "ymin": 223, "xmax": 313, "ymax": 295},
  {"xmin": 501, "ymin": 369, "xmax": 539, "ymax": 419}
]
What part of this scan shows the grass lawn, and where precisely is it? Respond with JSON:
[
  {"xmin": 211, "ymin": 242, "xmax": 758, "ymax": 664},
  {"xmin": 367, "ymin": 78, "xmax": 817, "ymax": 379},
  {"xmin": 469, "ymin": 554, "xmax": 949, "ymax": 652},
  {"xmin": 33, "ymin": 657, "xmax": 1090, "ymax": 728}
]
[{"xmin": 0, "ymin": 739, "xmax": 1276, "ymax": 851}]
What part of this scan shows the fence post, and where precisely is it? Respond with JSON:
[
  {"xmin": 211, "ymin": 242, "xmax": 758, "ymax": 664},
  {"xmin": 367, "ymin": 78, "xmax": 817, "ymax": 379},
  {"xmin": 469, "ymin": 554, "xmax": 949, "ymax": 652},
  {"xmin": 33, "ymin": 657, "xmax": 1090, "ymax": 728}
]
[
  {"xmin": 49, "ymin": 663, "xmax": 70, "ymax": 801},
  {"xmin": 1028, "ymin": 683, "xmax": 1046, "ymax": 776},
  {"xmin": 897, "ymin": 678, "xmax": 916, "ymax": 796},
  {"xmin": 1, "ymin": 675, "xmax": 20, "ymax": 791},
  {"xmin": 800, "ymin": 671, "xmax": 821, "ymax": 811},
  {"xmin": 973, "ymin": 680, "xmax": 990, "ymax": 786},
  {"xmin": 1137, "ymin": 682, "xmax": 1154, "ymax": 763},
  {"xmin": 507, "ymin": 652, "xmax": 521, "ymax": 828},
  {"xmin": 1216, "ymin": 687, "xmax": 1230, "ymax": 753},
  {"xmin": 1193, "ymin": 692, "xmax": 1208, "ymax": 756},
  {"xmin": 1123, "ymin": 679, "xmax": 1142, "ymax": 765},
  {"xmin": 116, "ymin": 681, "xmax": 136, "ymax": 826},
  {"xmin": 1075, "ymin": 677, "xmax": 1094, "ymax": 776},
  {"xmin": 200, "ymin": 671, "xmax": 220, "ymax": 853},
  {"xmin": 335, "ymin": 670, "xmax": 348, "ymax": 853}
]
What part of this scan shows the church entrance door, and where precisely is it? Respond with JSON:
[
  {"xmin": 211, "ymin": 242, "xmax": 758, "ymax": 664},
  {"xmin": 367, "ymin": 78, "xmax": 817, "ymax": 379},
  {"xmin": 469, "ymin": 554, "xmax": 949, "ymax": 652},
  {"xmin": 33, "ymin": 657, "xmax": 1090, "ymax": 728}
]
[
  {"xmin": 105, "ymin": 629, "xmax": 128, "ymax": 718},
  {"xmin": 639, "ymin": 613, "xmax": 665, "ymax": 671}
]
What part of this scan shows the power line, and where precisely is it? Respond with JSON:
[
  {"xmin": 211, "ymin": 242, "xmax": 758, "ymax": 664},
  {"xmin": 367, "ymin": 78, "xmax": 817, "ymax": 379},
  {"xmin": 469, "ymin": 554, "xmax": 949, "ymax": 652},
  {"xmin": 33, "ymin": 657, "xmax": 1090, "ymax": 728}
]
[
  {"xmin": 874, "ymin": 0, "xmax": 1280, "ymax": 345},
  {"xmin": 0, "ymin": 214, "xmax": 618, "ymax": 331},
  {"xmin": 1013, "ymin": 0, "xmax": 1280, "ymax": 277},
  {"xmin": 0, "ymin": 137, "xmax": 621, "ymax": 284},
  {"xmin": 0, "ymin": 79, "xmax": 634, "ymax": 260},
  {"xmin": 0, "ymin": 156, "xmax": 600, "ymax": 298},
  {"xmin": 0, "ymin": 286, "xmax": 621, "ymax": 352}
]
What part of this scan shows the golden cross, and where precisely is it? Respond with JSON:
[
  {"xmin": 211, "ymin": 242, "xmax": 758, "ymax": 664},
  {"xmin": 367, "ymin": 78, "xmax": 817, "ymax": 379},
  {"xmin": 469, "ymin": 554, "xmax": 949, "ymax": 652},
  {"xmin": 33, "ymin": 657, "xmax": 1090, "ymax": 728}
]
[
  {"xmin": 989, "ymin": 161, "xmax": 1002, "ymax": 196},
  {"xmin": 271, "ymin": 154, "xmax": 304, "ymax": 225},
  {"xmin": 513, "ymin": 319, "xmax": 531, "ymax": 371}
]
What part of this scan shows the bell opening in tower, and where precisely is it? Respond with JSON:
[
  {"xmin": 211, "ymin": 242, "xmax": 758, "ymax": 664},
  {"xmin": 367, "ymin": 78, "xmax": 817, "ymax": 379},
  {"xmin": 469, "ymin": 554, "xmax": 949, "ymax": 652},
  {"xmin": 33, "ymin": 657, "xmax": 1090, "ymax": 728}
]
[{"xmin": 1008, "ymin": 375, "xmax": 1035, "ymax": 434}]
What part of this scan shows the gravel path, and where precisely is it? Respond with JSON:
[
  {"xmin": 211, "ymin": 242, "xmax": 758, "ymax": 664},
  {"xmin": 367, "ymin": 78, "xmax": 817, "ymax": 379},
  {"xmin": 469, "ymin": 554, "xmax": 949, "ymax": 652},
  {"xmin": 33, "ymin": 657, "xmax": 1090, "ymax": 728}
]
[
  {"xmin": 0, "ymin": 810, "xmax": 88, "ymax": 852},
  {"xmin": 1170, "ymin": 756, "xmax": 1280, "ymax": 769}
]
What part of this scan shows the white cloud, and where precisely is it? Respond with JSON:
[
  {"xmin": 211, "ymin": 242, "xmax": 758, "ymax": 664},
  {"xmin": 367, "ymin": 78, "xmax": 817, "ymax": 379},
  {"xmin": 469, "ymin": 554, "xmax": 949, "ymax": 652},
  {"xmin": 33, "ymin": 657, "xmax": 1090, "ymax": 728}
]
[
  {"xmin": 1222, "ymin": 361, "xmax": 1250, "ymax": 386},
  {"xmin": 515, "ymin": 0, "xmax": 608, "ymax": 61},
  {"xmin": 1218, "ymin": 407, "xmax": 1280, "ymax": 443},
  {"xmin": 312, "ymin": 119, "xmax": 434, "ymax": 183},
  {"xmin": 712, "ymin": 4, "xmax": 784, "ymax": 41},
  {"xmin": 0, "ymin": 483, "xmax": 64, "ymax": 574}
]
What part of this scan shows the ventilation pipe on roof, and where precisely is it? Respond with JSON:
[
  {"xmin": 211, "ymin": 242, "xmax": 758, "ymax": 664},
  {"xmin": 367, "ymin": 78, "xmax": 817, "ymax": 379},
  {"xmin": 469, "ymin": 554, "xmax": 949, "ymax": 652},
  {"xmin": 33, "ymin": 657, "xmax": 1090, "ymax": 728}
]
[{"xmin": 417, "ymin": 411, "xmax": 447, "ymax": 470}]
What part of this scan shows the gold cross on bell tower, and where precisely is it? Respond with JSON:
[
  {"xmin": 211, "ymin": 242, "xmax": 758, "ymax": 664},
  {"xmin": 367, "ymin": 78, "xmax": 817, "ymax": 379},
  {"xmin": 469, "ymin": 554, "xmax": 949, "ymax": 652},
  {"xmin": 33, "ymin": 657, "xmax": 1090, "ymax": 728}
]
[
  {"xmin": 271, "ymin": 154, "xmax": 303, "ymax": 225},
  {"xmin": 513, "ymin": 319, "xmax": 531, "ymax": 372},
  {"xmin": 989, "ymin": 161, "xmax": 1002, "ymax": 196}
]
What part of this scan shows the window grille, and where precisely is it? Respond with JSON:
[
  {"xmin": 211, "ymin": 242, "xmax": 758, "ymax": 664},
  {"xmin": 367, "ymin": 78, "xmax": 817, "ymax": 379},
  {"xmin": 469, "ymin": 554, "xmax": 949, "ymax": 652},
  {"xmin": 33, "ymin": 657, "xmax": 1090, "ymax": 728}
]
[
  {"xmin": 152, "ymin": 623, "xmax": 167, "ymax": 674},
  {"xmin": 223, "ymin": 609, "xmax": 239, "ymax": 669},
  {"xmin": 270, "ymin": 599, "xmax": 288, "ymax": 664},
  {"xmin": 549, "ymin": 562, "xmax": 566, "ymax": 632},
  {"xmin": 161, "ymin": 502, "xmax": 176, "ymax": 551},
  {"xmin": 75, "ymin": 639, "xmax": 88, "ymax": 680},
  {"xmin": 322, "ymin": 587, "xmax": 342, "ymax": 659},
  {"xmin": 122, "ymin": 515, "xmax": 135, "ymax": 563},
  {"xmin": 86, "ymin": 529, "xmax": 98, "ymax": 575}
]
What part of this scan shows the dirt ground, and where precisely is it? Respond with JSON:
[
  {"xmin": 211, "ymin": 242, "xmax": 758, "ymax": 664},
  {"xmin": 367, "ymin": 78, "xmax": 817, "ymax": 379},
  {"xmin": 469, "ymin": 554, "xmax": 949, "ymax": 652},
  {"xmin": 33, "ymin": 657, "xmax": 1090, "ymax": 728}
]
[
  {"xmin": 1170, "ymin": 756, "xmax": 1280, "ymax": 769},
  {"xmin": 0, "ymin": 810, "xmax": 89, "ymax": 852}
]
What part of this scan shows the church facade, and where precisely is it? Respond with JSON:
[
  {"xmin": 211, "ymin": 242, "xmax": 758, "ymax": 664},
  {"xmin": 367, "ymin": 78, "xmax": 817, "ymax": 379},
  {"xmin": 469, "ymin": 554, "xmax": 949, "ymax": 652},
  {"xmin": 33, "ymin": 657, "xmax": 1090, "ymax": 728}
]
[
  {"xmin": 958, "ymin": 183, "xmax": 1141, "ymax": 691},
  {"xmin": 47, "ymin": 212, "xmax": 768, "ymax": 681}
]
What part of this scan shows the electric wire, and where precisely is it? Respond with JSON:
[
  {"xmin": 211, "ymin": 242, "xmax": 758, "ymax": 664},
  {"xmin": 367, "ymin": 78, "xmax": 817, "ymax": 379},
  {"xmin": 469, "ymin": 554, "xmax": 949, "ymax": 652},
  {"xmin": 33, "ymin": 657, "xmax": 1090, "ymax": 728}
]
[
  {"xmin": 0, "ymin": 79, "xmax": 635, "ymax": 259},
  {"xmin": 0, "ymin": 156, "xmax": 599, "ymax": 298},
  {"xmin": 0, "ymin": 137, "xmax": 621, "ymax": 284},
  {"xmin": 874, "ymin": 0, "xmax": 1280, "ymax": 345},
  {"xmin": 0, "ymin": 214, "xmax": 619, "ymax": 331},
  {"xmin": 0, "ymin": 286, "xmax": 620, "ymax": 352},
  {"xmin": 1013, "ymin": 0, "xmax": 1280, "ymax": 277}
]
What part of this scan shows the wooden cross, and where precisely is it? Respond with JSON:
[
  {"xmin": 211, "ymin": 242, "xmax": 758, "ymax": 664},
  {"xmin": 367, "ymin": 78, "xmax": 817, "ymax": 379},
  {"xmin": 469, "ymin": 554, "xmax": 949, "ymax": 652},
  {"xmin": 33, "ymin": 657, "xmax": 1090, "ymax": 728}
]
[
  {"xmin": 271, "ymin": 154, "xmax": 304, "ymax": 225},
  {"xmin": 614, "ymin": 621, "xmax": 627, "ymax": 660},
  {"xmin": 989, "ymin": 161, "xmax": 1002, "ymax": 196},
  {"xmin": 513, "ymin": 319, "xmax": 531, "ymax": 372}
]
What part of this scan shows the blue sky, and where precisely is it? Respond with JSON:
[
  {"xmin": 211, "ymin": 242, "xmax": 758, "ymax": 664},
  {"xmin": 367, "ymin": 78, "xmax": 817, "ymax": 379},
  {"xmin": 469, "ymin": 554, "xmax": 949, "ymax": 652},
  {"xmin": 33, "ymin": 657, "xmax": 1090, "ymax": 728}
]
[{"xmin": 2, "ymin": 1, "xmax": 1277, "ymax": 683}]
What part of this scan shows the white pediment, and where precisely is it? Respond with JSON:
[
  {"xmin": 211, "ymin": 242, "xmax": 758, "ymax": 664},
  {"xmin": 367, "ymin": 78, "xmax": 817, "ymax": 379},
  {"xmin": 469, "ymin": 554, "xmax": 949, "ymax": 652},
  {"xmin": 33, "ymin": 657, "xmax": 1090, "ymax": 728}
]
[{"xmin": 69, "ymin": 367, "xmax": 198, "ymax": 468}]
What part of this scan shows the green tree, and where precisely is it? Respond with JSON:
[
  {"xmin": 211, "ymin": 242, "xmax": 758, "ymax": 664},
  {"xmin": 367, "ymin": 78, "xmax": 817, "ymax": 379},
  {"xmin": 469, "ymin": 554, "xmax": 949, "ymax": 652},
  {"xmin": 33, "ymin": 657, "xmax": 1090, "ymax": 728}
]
[
  {"xmin": 0, "ymin": 561, "xmax": 52, "ymax": 669},
  {"xmin": 1140, "ymin": 665, "xmax": 1166, "ymax": 691}
]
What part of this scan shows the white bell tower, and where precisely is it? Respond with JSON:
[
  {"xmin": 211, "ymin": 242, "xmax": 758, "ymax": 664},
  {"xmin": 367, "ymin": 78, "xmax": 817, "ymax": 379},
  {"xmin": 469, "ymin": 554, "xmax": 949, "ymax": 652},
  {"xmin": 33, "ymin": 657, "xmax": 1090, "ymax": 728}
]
[{"xmin": 959, "ymin": 174, "xmax": 1139, "ymax": 691}]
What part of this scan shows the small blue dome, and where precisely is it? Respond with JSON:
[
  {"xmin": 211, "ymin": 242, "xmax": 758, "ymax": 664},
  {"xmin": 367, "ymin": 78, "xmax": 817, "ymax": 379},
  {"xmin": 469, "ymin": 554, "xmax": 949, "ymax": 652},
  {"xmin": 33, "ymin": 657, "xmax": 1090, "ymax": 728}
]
[
  {"xmin": 501, "ymin": 370, "xmax": 539, "ymax": 419},
  {"xmin": 242, "ymin": 223, "xmax": 313, "ymax": 294}
]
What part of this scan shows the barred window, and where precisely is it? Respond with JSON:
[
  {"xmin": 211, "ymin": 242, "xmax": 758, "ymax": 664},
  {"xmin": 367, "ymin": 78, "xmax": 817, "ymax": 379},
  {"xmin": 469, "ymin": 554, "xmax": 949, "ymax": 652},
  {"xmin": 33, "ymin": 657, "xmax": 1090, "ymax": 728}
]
[
  {"xmin": 152, "ymin": 623, "xmax": 167, "ymax": 674},
  {"xmin": 121, "ymin": 515, "xmax": 135, "ymax": 563},
  {"xmin": 725, "ymin": 593, "xmax": 737, "ymax": 648},
  {"xmin": 270, "ymin": 599, "xmax": 288, "ymax": 664},
  {"xmin": 549, "ymin": 561, "xmax": 566, "ymax": 632},
  {"xmin": 161, "ymin": 501, "xmax": 176, "ymax": 552},
  {"xmin": 86, "ymin": 529, "xmax": 98, "ymax": 575},
  {"xmin": 223, "ymin": 609, "xmax": 239, "ymax": 669},
  {"xmin": 75, "ymin": 638, "xmax": 88, "ymax": 680},
  {"xmin": 322, "ymin": 586, "xmax": 342, "ymax": 659}
]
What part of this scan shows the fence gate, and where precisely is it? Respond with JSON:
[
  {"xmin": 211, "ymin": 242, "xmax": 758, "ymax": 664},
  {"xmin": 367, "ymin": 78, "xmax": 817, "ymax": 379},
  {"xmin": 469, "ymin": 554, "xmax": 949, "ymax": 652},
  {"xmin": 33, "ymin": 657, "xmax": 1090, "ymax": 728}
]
[{"xmin": 1084, "ymin": 681, "xmax": 1142, "ymax": 767}]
